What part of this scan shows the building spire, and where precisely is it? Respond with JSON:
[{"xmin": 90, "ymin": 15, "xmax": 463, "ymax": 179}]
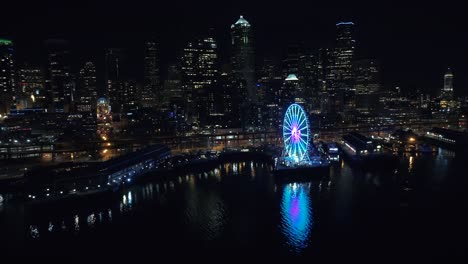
[{"xmin": 232, "ymin": 15, "xmax": 250, "ymax": 28}]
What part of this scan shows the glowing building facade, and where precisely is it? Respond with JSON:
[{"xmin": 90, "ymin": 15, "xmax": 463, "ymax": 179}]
[
  {"xmin": 0, "ymin": 38, "xmax": 16, "ymax": 114},
  {"xmin": 141, "ymin": 40, "xmax": 160, "ymax": 108},
  {"xmin": 231, "ymin": 16, "xmax": 255, "ymax": 102},
  {"xmin": 17, "ymin": 66, "xmax": 45, "ymax": 109},
  {"xmin": 77, "ymin": 62, "xmax": 98, "ymax": 113},
  {"xmin": 45, "ymin": 39, "xmax": 74, "ymax": 112},
  {"xmin": 440, "ymin": 68, "xmax": 456, "ymax": 111},
  {"xmin": 180, "ymin": 33, "xmax": 218, "ymax": 124}
]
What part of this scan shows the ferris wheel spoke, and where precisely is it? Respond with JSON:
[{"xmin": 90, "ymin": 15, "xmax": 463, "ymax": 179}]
[
  {"xmin": 298, "ymin": 126, "xmax": 307, "ymax": 135},
  {"xmin": 299, "ymin": 137, "xmax": 308, "ymax": 147},
  {"xmin": 299, "ymin": 143, "xmax": 304, "ymax": 155},
  {"xmin": 296, "ymin": 107, "xmax": 301, "ymax": 120},
  {"xmin": 296, "ymin": 140, "xmax": 304, "ymax": 152},
  {"xmin": 300, "ymin": 141, "xmax": 308, "ymax": 152},
  {"xmin": 297, "ymin": 116, "xmax": 307, "ymax": 130},
  {"xmin": 291, "ymin": 108, "xmax": 296, "ymax": 120},
  {"xmin": 284, "ymin": 117, "xmax": 292, "ymax": 128}
]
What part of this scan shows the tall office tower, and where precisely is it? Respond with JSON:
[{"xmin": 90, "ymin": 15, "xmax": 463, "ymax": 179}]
[
  {"xmin": 164, "ymin": 64, "xmax": 183, "ymax": 106},
  {"xmin": 282, "ymin": 44, "xmax": 301, "ymax": 77},
  {"xmin": 258, "ymin": 59, "xmax": 276, "ymax": 104},
  {"xmin": 121, "ymin": 80, "xmax": 138, "ymax": 113},
  {"xmin": 353, "ymin": 59, "xmax": 381, "ymax": 115},
  {"xmin": 275, "ymin": 72, "xmax": 300, "ymax": 128},
  {"xmin": 18, "ymin": 65, "xmax": 46, "ymax": 109},
  {"xmin": 76, "ymin": 62, "xmax": 98, "ymax": 113},
  {"xmin": 97, "ymin": 97, "xmax": 112, "ymax": 137},
  {"xmin": 316, "ymin": 48, "xmax": 330, "ymax": 114},
  {"xmin": 322, "ymin": 47, "xmax": 339, "ymax": 114},
  {"xmin": 199, "ymin": 34, "xmax": 218, "ymax": 88},
  {"xmin": 180, "ymin": 41, "xmax": 197, "ymax": 118},
  {"xmin": 164, "ymin": 64, "xmax": 183, "ymax": 113},
  {"xmin": 45, "ymin": 39, "xmax": 73, "ymax": 112},
  {"xmin": 0, "ymin": 38, "xmax": 16, "ymax": 114},
  {"xmin": 217, "ymin": 70, "xmax": 240, "ymax": 128},
  {"xmin": 298, "ymin": 51, "xmax": 321, "ymax": 112},
  {"xmin": 281, "ymin": 74, "xmax": 301, "ymax": 106},
  {"xmin": 334, "ymin": 22, "xmax": 355, "ymax": 83},
  {"xmin": 141, "ymin": 40, "xmax": 160, "ymax": 108},
  {"xmin": 231, "ymin": 15, "xmax": 255, "ymax": 102},
  {"xmin": 180, "ymin": 33, "xmax": 218, "ymax": 124},
  {"xmin": 442, "ymin": 68, "xmax": 454, "ymax": 100},
  {"xmin": 258, "ymin": 59, "xmax": 283, "ymax": 130},
  {"xmin": 200, "ymin": 34, "xmax": 219, "ymax": 125},
  {"xmin": 332, "ymin": 22, "xmax": 356, "ymax": 118},
  {"xmin": 440, "ymin": 68, "xmax": 455, "ymax": 111},
  {"xmin": 105, "ymin": 48, "xmax": 125, "ymax": 113},
  {"xmin": 163, "ymin": 64, "xmax": 188, "ymax": 133}
]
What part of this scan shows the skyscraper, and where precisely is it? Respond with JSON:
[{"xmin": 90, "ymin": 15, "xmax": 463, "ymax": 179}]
[
  {"xmin": 329, "ymin": 22, "xmax": 356, "ymax": 119},
  {"xmin": 353, "ymin": 59, "xmax": 381, "ymax": 115},
  {"xmin": 230, "ymin": 15, "xmax": 255, "ymax": 102},
  {"xmin": 281, "ymin": 74, "xmax": 300, "ymax": 106},
  {"xmin": 0, "ymin": 38, "xmax": 16, "ymax": 114},
  {"xmin": 121, "ymin": 80, "xmax": 138, "ymax": 113},
  {"xmin": 282, "ymin": 44, "xmax": 300, "ymax": 77},
  {"xmin": 440, "ymin": 68, "xmax": 455, "ymax": 111},
  {"xmin": 442, "ymin": 68, "xmax": 454, "ymax": 100},
  {"xmin": 164, "ymin": 64, "xmax": 183, "ymax": 106},
  {"xmin": 258, "ymin": 59, "xmax": 283, "ymax": 130},
  {"xmin": 141, "ymin": 40, "xmax": 160, "ymax": 108},
  {"xmin": 334, "ymin": 22, "xmax": 355, "ymax": 84},
  {"xmin": 76, "ymin": 62, "xmax": 97, "ymax": 113},
  {"xmin": 105, "ymin": 48, "xmax": 125, "ymax": 113},
  {"xmin": 218, "ymin": 69, "xmax": 242, "ymax": 128},
  {"xmin": 180, "ymin": 41, "xmax": 197, "ymax": 117},
  {"xmin": 180, "ymin": 33, "xmax": 218, "ymax": 125},
  {"xmin": 45, "ymin": 39, "xmax": 73, "ymax": 112},
  {"xmin": 18, "ymin": 65, "xmax": 45, "ymax": 109},
  {"xmin": 298, "ymin": 51, "xmax": 321, "ymax": 112},
  {"xmin": 164, "ymin": 64, "xmax": 183, "ymax": 115}
]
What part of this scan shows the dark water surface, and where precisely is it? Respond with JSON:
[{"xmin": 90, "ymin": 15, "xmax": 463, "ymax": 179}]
[{"xmin": 1, "ymin": 149, "xmax": 467, "ymax": 261}]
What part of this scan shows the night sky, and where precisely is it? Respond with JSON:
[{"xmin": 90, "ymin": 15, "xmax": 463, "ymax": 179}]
[{"xmin": 2, "ymin": 0, "xmax": 467, "ymax": 96}]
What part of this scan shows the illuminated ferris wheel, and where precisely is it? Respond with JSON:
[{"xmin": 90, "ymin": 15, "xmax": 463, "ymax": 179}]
[{"xmin": 282, "ymin": 104, "xmax": 310, "ymax": 163}]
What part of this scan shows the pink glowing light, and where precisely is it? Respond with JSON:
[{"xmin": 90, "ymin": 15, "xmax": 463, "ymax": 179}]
[{"xmin": 291, "ymin": 123, "xmax": 301, "ymax": 143}]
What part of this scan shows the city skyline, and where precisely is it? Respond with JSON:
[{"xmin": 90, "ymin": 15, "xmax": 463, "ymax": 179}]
[
  {"xmin": 1, "ymin": 1, "xmax": 468, "ymax": 259},
  {"xmin": 2, "ymin": 1, "xmax": 467, "ymax": 96}
]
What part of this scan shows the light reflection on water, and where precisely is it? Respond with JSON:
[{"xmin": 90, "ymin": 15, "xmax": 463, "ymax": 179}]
[
  {"xmin": 183, "ymin": 187, "xmax": 227, "ymax": 241},
  {"xmin": 24, "ymin": 163, "xmax": 238, "ymax": 239},
  {"xmin": 74, "ymin": 215, "xmax": 80, "ymax": 233},
  {"xmin": 8, "ymin": 152, "xmax": 465, "ymax": 257},
  {"xmin": 280, "ymin": 182, "xmax": 313, "ymax": 253}
]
